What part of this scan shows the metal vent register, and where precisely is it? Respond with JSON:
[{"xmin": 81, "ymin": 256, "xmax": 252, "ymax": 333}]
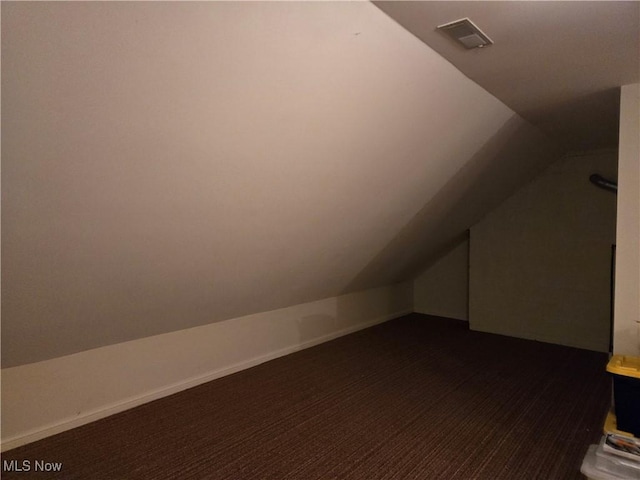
[{"xmin": 437, "ymin": 18, "xmax": 493, "ymax": 49}]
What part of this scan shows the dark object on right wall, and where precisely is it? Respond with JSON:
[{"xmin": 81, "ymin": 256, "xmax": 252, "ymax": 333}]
[{"xmin": 590, "ymin": 173, "xmax": 618, "ymax": 193}]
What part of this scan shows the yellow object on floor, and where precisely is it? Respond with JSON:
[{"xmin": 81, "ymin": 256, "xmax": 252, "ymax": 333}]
[
  {"xmin": 604, "ymin": 411, "xmax": 636, "ymax": 438},
  {"xmin": 606, "ymin": 355, "xmax": 640, "ymax": 437},
  {"xmin": 607, "ymin": 356, "xmax": 640, "ymax": 378}
]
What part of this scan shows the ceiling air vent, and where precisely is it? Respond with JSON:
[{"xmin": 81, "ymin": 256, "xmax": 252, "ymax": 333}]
[{"xmin": 437, "ymin": 18, "xmax": 493, "ymax": 49}]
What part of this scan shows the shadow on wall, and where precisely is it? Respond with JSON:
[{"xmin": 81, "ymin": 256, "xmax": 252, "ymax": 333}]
[
  {"xmin": 297, "ymin": 314, "xmax": 337, "ymax": 345},
  {"xmin": 296, "ymin": 283, "xmax": 413, "ymax": 346},
  {"xmin": 525, "ymin": 88, "xmax": 621, "ymax": 152},
  {"xmin": 340, "ymin": 114, "xmax": 562, "ymax": 295}
]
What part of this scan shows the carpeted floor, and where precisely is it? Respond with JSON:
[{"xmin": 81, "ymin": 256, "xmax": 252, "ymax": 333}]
[{"xmin": 1, "ymin": 314, "xmax": 610, "ymax": 479}]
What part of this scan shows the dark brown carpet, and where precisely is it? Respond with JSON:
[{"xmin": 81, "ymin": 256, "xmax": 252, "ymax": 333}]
[{"xmin": 2, "ymin": 314, "xmax": 609, "ymax": 479}]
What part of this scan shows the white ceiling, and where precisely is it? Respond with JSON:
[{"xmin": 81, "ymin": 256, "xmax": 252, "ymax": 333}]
[{"xmin": 374, "ymin": 1, "xmax": 640, "ymax": 151}]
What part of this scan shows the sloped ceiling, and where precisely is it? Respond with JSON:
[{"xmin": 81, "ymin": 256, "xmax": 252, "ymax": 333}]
[
  {"xmin": 374, "ymin": 1, "xmax": 640, "ymax": 151},
  {"xmin": 2, "ymin": 1, "xmax": 559, "ymax": 367}
]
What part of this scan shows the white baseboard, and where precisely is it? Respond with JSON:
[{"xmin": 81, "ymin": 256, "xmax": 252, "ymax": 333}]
[{"xmin": 1, "ymin": 284, "xmax": 412, "ymax": 451}]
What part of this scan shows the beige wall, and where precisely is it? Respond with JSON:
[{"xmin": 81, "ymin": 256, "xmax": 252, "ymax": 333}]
[
  {"xmin": 1, "ymin": 283, "xmax": 411, "ymax": 451},
  {"xmin": 413, "ymin": 237, "xmax": 469, "ymax": 320},
  {"xmin": 469, "ymin": 150, "xmax": 618, "ymax": 352},
  {"xmin": 1, "ymin": 2, "xmax": 557, "ymax": 367},
  {"xmin": 613, "ymin": 83, "xmax": 640, "ymax": 355}
]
